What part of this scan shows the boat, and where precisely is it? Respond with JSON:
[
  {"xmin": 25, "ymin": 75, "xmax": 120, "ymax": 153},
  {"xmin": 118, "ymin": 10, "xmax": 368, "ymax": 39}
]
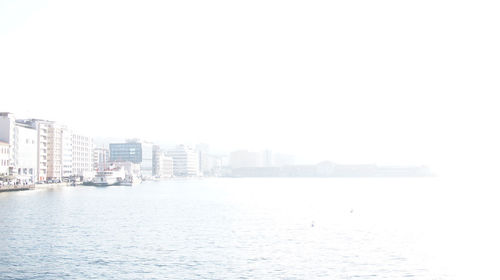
[{"xmin": 92, "ymin": 168, "xmax": 125, "ymax": 186}]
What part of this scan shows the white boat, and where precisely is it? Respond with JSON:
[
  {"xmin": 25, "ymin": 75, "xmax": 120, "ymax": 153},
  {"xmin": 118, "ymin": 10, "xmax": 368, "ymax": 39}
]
[{"xmin": 92, "ymin": 168, "xmax": 125, "ymax": 186}]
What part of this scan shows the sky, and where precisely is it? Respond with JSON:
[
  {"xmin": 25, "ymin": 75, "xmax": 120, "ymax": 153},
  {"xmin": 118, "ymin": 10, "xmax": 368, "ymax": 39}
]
[{"xmin": 1, "ymin": 0, "xmax": 499, "ymax": 175}]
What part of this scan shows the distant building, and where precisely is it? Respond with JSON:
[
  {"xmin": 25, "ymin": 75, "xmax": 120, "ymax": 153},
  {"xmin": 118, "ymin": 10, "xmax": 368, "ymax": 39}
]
[
  {"xmin": 109, "ymin": 139, "xmax": 154, "ymax": 178},
  {"xmin": 158, "ymin": 153, "xmax": 174, "ymax": 178},
  {"xmin": 109, "ymin": 142, "xmax": 142, "ymax": 163},
  {"xmin": 93, "ymin": 147, "xmax": 110, "ymax": 171},
  {"xmin": 0, "ymin": 141, "xmax": 9, "ymax": 176},
  {"xmin": 152, "ymin": 145, "xmax": 161, "ymax": 176},
  {"xmin": 196, "ymin": 143, "xmax": 209, "ymax": 176},
  {"xmin": 153, "ymin": 145, "xmax": 174, "ymax": 178},
  {"xmin": 72, "ymin": 133, "xmax": 93, "ymax": 178},
  {"xmin": 229, "ymin": 162, "xmax": 432, "ymax": 177},
  {"xmin": 167, "ymin": 145, "xmax": 199, "ymax": 177}
]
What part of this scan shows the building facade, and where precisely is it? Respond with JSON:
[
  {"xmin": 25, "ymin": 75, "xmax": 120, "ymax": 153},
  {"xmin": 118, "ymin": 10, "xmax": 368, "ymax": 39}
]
[
  {"xmin": 15, "ymin": 119, "xmax": 51, "ymax": 181},
  {"xmin": 93, "ymin": 147, "xmax": 110, "ymax": 171},
  {"xmin": 153, "ymin": 147, "xmax": 173, "ymax": 178},
  {"xmin": 0, "ymin": 113, "xmax": 37, "ymax": 182},
  {"xmin": 167, "ymin": 145, "xmax": 199, "ymax": 177},
  {"xmin": 47, "ymin": 123, "xmax": 72, "ymax": 180},
  {"xmin": 109, "ymin": 142, "xmax": 142, "ymax": 163},
  {"xmin": 0, "ymin": 141, "xmax": 9, "ymax": 176},
  {"xmin": 14, "ymin": 123, "xmax": 38, "ymax": 181},
  {"xmin": 72, "ymin": 133, "xmax": 93, "ymax": 178},
  {"xmin": 109, "ymin": 139, "xmax": 154, "ymax": 178}
]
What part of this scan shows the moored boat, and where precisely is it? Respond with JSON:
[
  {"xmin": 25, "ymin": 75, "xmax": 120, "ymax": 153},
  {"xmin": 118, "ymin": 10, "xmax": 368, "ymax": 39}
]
[{"xmin": 92, "ymin": 168, "xmax": 125, "ymax": 186}]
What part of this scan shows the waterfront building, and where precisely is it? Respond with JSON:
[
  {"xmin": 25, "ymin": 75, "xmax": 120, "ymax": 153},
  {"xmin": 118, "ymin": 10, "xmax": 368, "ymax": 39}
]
[
  {"xmin": 72, "ymin": 133, "xmax": 93, "ymax": 178},
  {"xmin": 196, "ymin": 143, "xmax": 209, "ymax": 176},
  {"xmin": 152, "ymin": 145, "xmax": 173, "ymax": 178},
  {"xmin": 93, "ymin": 147, "xmax": 110, "ymax": 171},
  {"xmin": 0, "ymin": 113, "xmax": 37, "ymax": 182},
  {"xmin": 152, "ymin": 145, "xmax": 161, "ymax": 176},
  {"xmin": 15, "ymin": 119, "xmax": 51, "ymax": 181},
  {"xmin": 140, "ymin": 141, "xmax": 153, "ymax": 178},
  {"xmin": 47, "ymin": 122, "xmax": 73, "ymax": 180},
  {"xmin": 167, "ymin": 145, "xmax": 199, "ymax": 177},
  {"xmin": 0, "ymin": 141, "xmax": 9, "ymax": 176},
  {"xmin": 109, "ymin": 139, "xmax": 154, "ymax": 178},
  {"xmin": 155, "ymin": 151, "xmax": 174, "ymax": 178},
  {"xmin": 160, "ymin": 155, "xmax": 174, "ymax": 178}
]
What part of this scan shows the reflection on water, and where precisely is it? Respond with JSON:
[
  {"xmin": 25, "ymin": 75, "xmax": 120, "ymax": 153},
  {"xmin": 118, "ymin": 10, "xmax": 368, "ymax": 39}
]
[{"xmin": 0, "ymin": 178, "xmax": 496, "ymax": 279}]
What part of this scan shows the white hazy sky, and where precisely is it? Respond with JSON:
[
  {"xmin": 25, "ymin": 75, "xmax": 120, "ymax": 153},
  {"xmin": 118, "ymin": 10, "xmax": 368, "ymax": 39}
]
[{"xmin": 1, "ymin": 0, "xmax": 499, "ymax": 175}]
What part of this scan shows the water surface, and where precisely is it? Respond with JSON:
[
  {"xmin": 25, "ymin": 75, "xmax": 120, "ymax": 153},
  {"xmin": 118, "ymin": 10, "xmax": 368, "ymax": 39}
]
[{"xmin": 0, "ymin": 178, "xmax": 491, "ymax": 279}]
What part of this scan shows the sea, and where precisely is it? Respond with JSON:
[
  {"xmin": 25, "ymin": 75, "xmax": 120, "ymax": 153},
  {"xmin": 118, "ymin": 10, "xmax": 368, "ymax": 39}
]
[{"xmin": 1, "ymin": 178, "xmax": 498, "ymax": 279}]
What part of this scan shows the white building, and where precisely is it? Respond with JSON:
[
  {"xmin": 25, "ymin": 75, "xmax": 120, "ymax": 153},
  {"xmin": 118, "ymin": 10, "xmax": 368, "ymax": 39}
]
[
  {"xmin": 156, "ymin": 152, "xmax": 173, "ymax": 178},
  {"xmin": 72, "ymin": 133, "xmax": 93, "ymax": 178},
  {"xmin": 153, "ymin": 146, "xmax": 173, "ymax": 178},
  {"xmin": 0, "ymin": 141, "xmax": 9, "ymax": 176},
  {"xmin": 139, "ymin": 140, "xmax": 153, "ymax": 179},
  {"xmin": 0, "ymin": 113, "xmax": 37, "ymax": 182},
  {"xmin": 15, "ymin": 119, "xmax": 51, "ymax": 181},
  {"xmin": 196, "ymin": 143, "xmax": 210, "ymax": 176},
  {"xmin": 93, "ymin": 147, "xmax": 110, "ymax": 171},
  {"xmin": 167, "ymin": 145, "xmax": 199, "ymax": 177}
]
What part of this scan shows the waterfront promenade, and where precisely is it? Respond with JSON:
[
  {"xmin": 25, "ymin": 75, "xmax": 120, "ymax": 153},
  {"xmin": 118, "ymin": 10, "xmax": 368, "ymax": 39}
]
[
  {"xmin": 0, "ymin": 182, "xmax": 78, "ymax": 192},
  {"xmin": 0, "ymin": 184, "xmax": 34, "ymax": 192}
]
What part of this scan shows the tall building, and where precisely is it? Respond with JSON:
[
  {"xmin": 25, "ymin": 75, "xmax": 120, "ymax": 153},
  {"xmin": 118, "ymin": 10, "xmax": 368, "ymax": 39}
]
[
  {"xmin": 0, "ymin": 141, "xmax": 10, "ymax": 176},
  {"xmin": 196, "ymin": 143, "xmax": 209, "ymax": 176},
  {"xmin": 93, "ymin": 147, "xmax": 110, "ymax": 171},
  {"xmin": 47, "ymin": 123, "xmax": 72, "ymax": 180},
  {"xmin": 72, "ymin": 133, "xmax": 93, "ymax": 178},
  {"xmin": 0, "ymin": 113, "xmax": 37, "ymax": 182},
  {"xmin": 109, "ymin": 139, "xmax": 154, "ymax": 178},
  {"xmin": 167, "ymin": 145, "xmax": 199, "ymax": 177},
  {"xmin": 152, "ymin": 145, "xmax": 161, "ymax": 176},
  {"xmin": 140, "ymin": 141, "xmax": 153, "ymax": 178}
]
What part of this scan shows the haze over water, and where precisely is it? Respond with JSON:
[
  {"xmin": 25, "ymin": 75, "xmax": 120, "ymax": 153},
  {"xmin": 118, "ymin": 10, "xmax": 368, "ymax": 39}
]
[{"xmin": 2, "ymin": 178, "xmax": 496, "ymax": 279}]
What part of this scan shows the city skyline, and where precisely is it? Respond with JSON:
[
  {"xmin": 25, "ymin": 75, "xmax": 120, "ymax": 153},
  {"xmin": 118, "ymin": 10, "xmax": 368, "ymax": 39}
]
[{"xmin": 2, "ymin": 1, "xmax": 499, "ymax": 179}]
